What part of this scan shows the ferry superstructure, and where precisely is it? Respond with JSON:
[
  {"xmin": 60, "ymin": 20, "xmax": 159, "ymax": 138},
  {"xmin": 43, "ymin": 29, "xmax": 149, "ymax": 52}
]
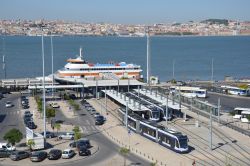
[{"xmin": 57, "ymin": 48, "xmax": 143, "ymax": 79}]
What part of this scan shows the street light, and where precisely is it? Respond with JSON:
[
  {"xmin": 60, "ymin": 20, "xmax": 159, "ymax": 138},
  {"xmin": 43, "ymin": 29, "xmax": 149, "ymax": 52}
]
[
  {"xmin": 50, "ymin": 35, "xmax": 54, "ymax": 99},
  {"xmin": 165, "ymin": 95, "xmax": 168, "ymax": 126},
  {"xmin": 42, "ymin": 35, "xmax": 46, "ymax": 139}
]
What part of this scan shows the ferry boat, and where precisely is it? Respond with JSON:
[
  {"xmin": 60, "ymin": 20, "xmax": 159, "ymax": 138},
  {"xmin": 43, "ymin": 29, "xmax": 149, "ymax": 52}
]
[{"xmin": 57, "ymin": 48, "xmax": 143, "ymax": 79}]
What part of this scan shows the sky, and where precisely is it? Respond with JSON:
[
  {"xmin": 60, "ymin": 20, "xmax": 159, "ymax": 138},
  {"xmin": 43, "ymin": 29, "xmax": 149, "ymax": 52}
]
[{"xmin": 1, "ymin": 0, "xmax": 250, "ymax": 24}]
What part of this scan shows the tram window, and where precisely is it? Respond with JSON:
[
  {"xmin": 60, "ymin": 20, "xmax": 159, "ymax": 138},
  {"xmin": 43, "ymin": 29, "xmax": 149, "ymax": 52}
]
[{"xmin": 175, "ymin": 140, "xmax": 179, "ymax": 148}]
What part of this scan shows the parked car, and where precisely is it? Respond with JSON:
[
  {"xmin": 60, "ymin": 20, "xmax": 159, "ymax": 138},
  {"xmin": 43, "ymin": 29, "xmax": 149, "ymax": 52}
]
[
  {"xmin": 22, "ymin": 104, "xmax": 29, "ymax": 109},
  {"xmin": 69, "ymin": 94, "xmax": 77, "ymax": 100},
  {"xmin": 0, "ymin": 92, "xmax": 4, "ymax": 99},
  {"xmin": 58, "ymin": 132, "xmax": 74, "ymax": 140},
  {"xmin": 30, "ymin": 151, "xmax": 47, "ymax": 162},
  {"xmin": 24, "ymin": 111, "xmax": 31, "ymax": 116},
  {"xmin": 21, "ymin": 99, "xmax": 29, "ymax": 105},
  {"xmin": 78, "ymin": 138, "xmax": 91, "ymax": 148},
  {"xmin": 50, "ymin": 102, "xmax": 60, "ymax": 108},
  {"xmin": 41, "ymin": 131, "xmax": 55, "ymax": 138},
  {"xmin": 95, "ymin": 115, "xmax": 105, "ymax": 125},
  {"xmin": 78, "ymin": 146, "xmax": 91, "ymax": 156},
  {"xmin": 69, "ymin": 140, "xmax": 88, "ymax": 149},
  {"xmin": 10, "ymin": 151, "xmax": 30, "ymax": 161},
  {"xmin": 24, "ymin": 118, "xmax": 33, "ymax": 126},
  {"xmin": 0, "ymin": 143, "xmax": 16, "ymax": 151},
  {"xmin": 62, "ymin": 149, "xmax": 75, "ymax": 159},
  {"xmin": 0, "ymin": 149, "xmax": 11, "ymax": 158},
  {"xmin": 47, "ymin": 149, "xmax": 62, "ymax": 160},
  {"xmin": 27, "ymin": 121, "xmax": 37, "ymax": 129},
  {"xmin": 23, "ymin": 113, "xmax": 33, "ymax": 119},
  {"xmin": 5, "ymin": 101, "xmax": 13, "ymax": 108},
  {"xmin": 93, "ymin": 112, "xmax": 100, "ymax": 118}
]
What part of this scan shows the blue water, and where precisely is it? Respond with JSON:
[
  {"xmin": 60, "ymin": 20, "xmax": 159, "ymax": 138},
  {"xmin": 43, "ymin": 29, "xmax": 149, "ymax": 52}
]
[{"xmin": 0, "ymin": 36, "xmax": 250, "ymax": 81}]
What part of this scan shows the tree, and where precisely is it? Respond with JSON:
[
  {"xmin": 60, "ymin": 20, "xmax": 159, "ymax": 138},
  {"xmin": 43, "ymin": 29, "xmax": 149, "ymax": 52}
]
[
  {"xmin": 3, "ymin": 128, "xmax": 23, "ymax": 146},
  {"xmin": 73, "ymin": 126, "xmax": 80, "ymax": 133},
  {"xmin": 46, "ymin": 108, "xmax": 56, "ymax": 123},
  {"xmin": 27, "ymin": 139, "xmax": 35, "ymax": 151},
  {"xmin": 119, "ymin": 147, "xmax": 130, "ymax": 166},
  {"xmin": 150, "ymin": 162, "xmax": 157, "ymax": 166},
  {"xmin": 72, "ymin": 126, "xmax": 82, "ymax": 151},
  {"xmin": 68, "ymin": 99, "xmax": 80, "ymax": 115},
  {"xmin": 35, "ymin": 96, "xmax": 42, "ymax": 113},
  {"xmin": 72, "ymin": 126, "xmax": 82, "ymax": 141},
  {"xmin": 54, "ymin": 123, "xmax": 61, "ymax": 140},
  {"xmin": 229, "ymin": 111, "xmax": 235, "ymax": 116}
]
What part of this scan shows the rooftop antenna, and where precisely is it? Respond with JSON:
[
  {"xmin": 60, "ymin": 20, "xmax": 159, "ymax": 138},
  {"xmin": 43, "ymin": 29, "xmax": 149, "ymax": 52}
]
[
  {"xmin": 146, "ymin": 27, "xmax": 151, "ymax": 84},
  {"xmin": 2, "ymin": 37, "xmax": 6, "ymax": 79}
]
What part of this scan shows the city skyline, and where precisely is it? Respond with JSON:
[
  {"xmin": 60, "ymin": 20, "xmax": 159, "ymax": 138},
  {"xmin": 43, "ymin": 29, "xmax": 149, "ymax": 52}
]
[{"xmin": 1, "ymin": 0, "xmax": 250, "ymax": 24}]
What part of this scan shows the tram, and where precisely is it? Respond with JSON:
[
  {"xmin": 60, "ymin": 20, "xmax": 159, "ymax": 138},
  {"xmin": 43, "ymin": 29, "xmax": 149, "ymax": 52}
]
[{"xmin": 117, "ymin": 109, "xmax": 189, "ymax": 153}]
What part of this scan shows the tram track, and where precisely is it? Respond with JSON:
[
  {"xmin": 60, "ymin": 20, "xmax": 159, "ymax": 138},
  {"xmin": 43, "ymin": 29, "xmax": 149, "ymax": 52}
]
[
  {"xmin": 169, "ymin": 119, "xmax": 249, "ymax": 166},
  {"xmin": 203, "ymin": 122, "xmax": 250, "ymax": 163},
  {"xmin": 97, "ymin": 98, "xmax": 214, "ymax": 166}
]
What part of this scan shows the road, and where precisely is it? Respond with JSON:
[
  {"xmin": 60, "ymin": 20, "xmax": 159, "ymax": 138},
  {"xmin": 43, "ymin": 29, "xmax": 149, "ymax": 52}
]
[
  {"xmin": 55, "ymin": 100, "xmax": 149, "ymax": 166},
  {"xmin": 0, "ymin": 93, "xmax": 25, "ymax": 142},
  {"xmin": 206, "ymin": 92, "xmax": 250, "ymax": 112},
  {"xmin": 0, "ymin": 92, "xmax": 149, "ymax": 165}
]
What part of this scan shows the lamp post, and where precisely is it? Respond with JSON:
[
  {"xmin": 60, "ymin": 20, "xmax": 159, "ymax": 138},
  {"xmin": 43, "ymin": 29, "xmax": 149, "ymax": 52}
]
[
  {"xmin": 125, "ymin": 102, "xmax": 128, "ymax": 128},
  {"xmin": 2, "ymin": 37, "xmax": 6, "ymax": 79},
  {"xmin": 209, "ymin": 109, "xmax": 213, "ymax": 150},
  {"xmin": 50, "ymin": 35, "xmax": 54, "ymax": 99},
  {"xmin": 105, "ymin": 87, "xmax": 107, "ymax": 115},
  {"xmin": 146, "ymin": 29, "xmax": 150, "ymax": 84},
  {"xmin": 165, "ymin": 95, "xmax": 168, "ymax": 126},
  {"xmin": 42, "ymin": 35, "xmax": 46, "ymax": 139}
]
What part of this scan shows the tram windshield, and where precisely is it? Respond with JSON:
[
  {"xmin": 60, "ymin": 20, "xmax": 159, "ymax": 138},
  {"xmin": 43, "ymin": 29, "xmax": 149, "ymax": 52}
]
[
  {"xmin": 151, "ymin": 110, "xmax": 160, "ymax": 119},
  {"xmin": 179, "ymin": 138, "xmax": 188, "ymax": 148}
]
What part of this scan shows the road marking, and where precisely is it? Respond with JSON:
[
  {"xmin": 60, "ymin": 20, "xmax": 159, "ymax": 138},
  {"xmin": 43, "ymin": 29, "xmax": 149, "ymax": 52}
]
[
  {"xmin": 81, "ymin": 126, "xmax": 87, "ymax": 133},
  {"xmin": 86, "ymin": 119, "xmax": 90, "ymax": 125}
]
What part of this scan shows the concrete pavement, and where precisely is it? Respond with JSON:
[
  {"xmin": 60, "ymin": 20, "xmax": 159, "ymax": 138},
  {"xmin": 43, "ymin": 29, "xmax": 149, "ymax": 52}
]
[{"xmin": 88, "ymin": 98, "xmax": 193, "ymax": 166}]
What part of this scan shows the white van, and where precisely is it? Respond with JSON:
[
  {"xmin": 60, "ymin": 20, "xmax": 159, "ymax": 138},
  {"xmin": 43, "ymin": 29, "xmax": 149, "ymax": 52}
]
[
  {"xmin": 0, "ymin": 143, "xmax": 16, "ymax": 151},
  {"xmin": 241, "ymin": 111, "xmax": 250, "ymax": 123},
  {"xmin": 233, "ymin": 108, "xmax": 250, "ymax": 119}
]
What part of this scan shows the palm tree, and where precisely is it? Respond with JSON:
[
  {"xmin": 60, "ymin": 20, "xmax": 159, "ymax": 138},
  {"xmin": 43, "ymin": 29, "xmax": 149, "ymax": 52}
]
[
  {"xmin": 150, "ymin": 162, "xmax": 157, "ymax": 166},
  {"xmin": 119, "ymin": 147, "xmax": 130, "ymax": 166},
  {"xmin": 54, "ymin": 123, "xmax": 61, "ymax": 140}
]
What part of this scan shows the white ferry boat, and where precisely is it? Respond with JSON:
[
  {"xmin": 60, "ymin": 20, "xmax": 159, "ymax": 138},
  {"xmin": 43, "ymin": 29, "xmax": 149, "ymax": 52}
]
[{"xmin": 57, "ymin": 48, "xmax": 143, "ymax": 80}]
